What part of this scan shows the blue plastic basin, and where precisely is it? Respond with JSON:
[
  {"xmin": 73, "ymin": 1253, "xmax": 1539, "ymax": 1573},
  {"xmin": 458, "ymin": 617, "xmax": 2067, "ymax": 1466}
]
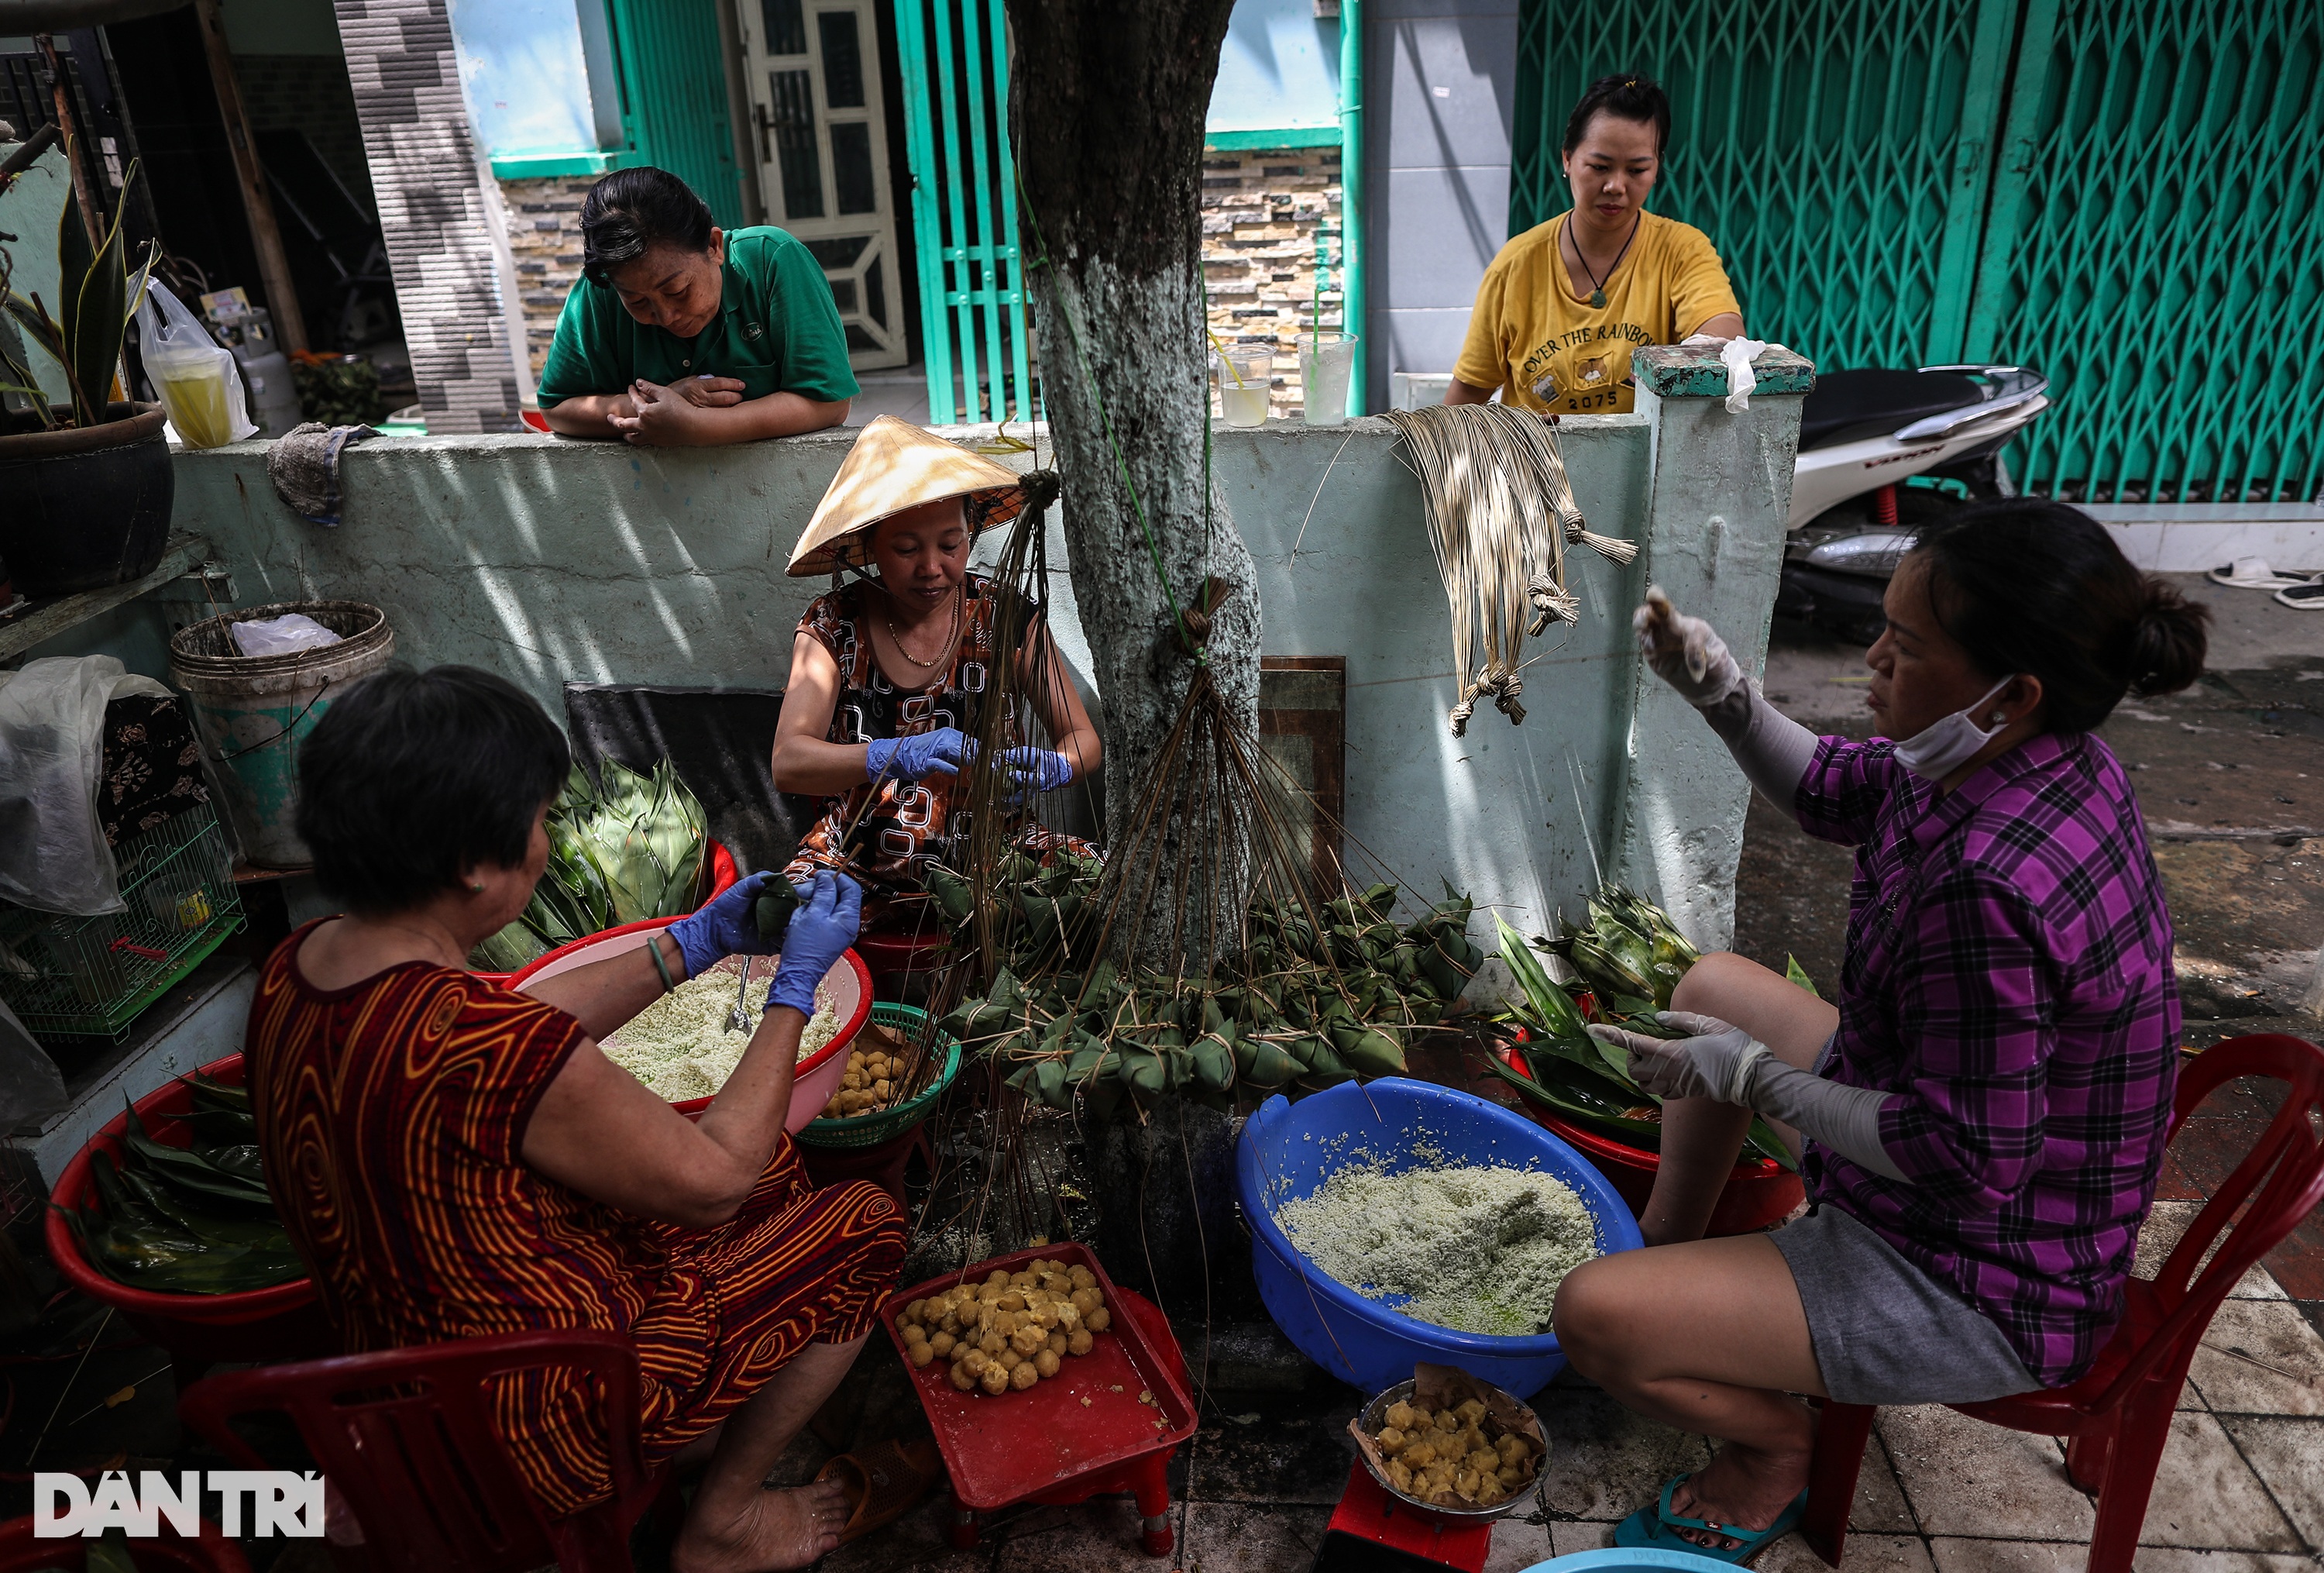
[
  {"xmin": 1518, "ymin": 1551, "xmax": 1745, "ymax": 1573},
  {"xmin": 1236, "ymin": 1076, "xmax": 1644, "ymax": 1399}
]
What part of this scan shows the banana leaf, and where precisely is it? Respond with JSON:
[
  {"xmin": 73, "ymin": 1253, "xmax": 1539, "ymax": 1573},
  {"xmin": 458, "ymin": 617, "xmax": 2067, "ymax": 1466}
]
[
  {"xmin": 469, "ymin": 920, "xmax": 548, "ymax": 973},
  {"xmin": 1786, "ymin": 955, "xmax": 1820, "ymax": 997}
]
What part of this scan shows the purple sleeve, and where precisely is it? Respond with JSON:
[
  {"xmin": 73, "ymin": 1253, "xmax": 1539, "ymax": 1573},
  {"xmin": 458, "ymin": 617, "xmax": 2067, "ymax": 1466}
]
[
  {"xmin": 1792, "ymin": 735, "xmax": 1900, "ymax": 848},
  {"xmin": 1876, "ymin": 867, "xmax": 2051, "ymax": 1210}
]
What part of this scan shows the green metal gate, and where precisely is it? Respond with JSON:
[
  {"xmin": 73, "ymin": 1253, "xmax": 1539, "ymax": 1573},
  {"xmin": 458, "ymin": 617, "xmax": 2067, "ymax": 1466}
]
[
  {"xmin": 606, "ymin": 0, "xmax": 748, "ymax": 229},
  {"xmin": 892, "ymin": 0, "xmax": 1035, "ymax": 425},
  {"xmin": 1511, "ymin": 0, "xmax": 2324, "ymax": 503}
]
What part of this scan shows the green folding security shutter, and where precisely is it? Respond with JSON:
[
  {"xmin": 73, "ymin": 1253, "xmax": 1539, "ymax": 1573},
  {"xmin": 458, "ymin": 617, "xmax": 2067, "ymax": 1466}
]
[
  {"xmin": 606, "ymin": 0, "xmax": 747, "ymax": 229},
  {"xmin": 1961, "ymin": 0, "xmax": 2324, "ymax": 503},
  {"xmin": 1508, "ymin": 0, "xmax": 2016, "ymax": 374}
]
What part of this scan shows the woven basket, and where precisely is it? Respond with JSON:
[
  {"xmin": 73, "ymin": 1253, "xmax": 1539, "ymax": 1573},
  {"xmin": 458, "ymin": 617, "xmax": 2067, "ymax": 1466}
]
[{"xmin": 796, "ymin": 1003, "xmax": 961, "ymax": 1151}]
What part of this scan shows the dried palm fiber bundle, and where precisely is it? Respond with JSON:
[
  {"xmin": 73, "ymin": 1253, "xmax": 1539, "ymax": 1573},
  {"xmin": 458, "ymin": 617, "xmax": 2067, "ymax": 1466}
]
[{"xmin": 1383, "ymin": 404, "xmax": 1635, "ymax": 735}]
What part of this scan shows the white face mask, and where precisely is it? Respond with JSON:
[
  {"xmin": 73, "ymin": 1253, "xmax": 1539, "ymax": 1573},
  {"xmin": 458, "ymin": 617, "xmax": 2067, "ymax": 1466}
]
[{"xmin": 1892, "ymin": 676, "xmax": 2017, "ymax": 782}]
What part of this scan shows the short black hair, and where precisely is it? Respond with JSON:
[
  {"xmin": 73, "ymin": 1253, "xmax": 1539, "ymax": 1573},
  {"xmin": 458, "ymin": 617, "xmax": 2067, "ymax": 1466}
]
[
  {"xmin": 1911, "ymin": 499, "xmax": 2210, "ymax": 734},
  {"xmin": 581, "ymin": 166, "xmax": 716, "ymax": 286},
  {"xmin": 1563, "ymin": 73, "xmax": 1673, "ymax": 157},
  {"xmin": 295, "ymin": 664, "xmax": 569, "ymax": 916}
]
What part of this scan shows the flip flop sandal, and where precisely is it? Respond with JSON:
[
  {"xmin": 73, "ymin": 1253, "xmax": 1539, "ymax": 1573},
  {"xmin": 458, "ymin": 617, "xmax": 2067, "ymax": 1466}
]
[
  {"xmin": 2273, "ymin": 579, "xmax": 2324, "ymax": 611},
  {"xmin": 1613, "ymin": 1473, "xmax": 1808, "ymax": 1565},
  {"xmin": 2209, "ymin": 558, "xmax": 2312, "ymax": 590},
  {"xmin": 813, "ymin": 1437, "xmax": 943, "ymax": 1547}
]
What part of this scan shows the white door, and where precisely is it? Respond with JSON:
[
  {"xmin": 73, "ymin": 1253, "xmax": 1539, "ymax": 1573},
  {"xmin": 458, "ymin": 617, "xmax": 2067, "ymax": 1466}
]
[{"xmin": 737, "ymin": 0, "xmax": 909, "ymax": 370}]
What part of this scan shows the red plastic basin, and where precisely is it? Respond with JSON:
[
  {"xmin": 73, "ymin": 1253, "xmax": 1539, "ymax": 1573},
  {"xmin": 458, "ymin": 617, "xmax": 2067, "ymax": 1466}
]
[
  {"xmin": 1499, "ymin": 1046, "xmax": 1803, "ymax": 1236},
  {"xmin": 508, "ymin": 918, "xmax": 871, "ymax": 1127},
  {"xmin": 0, "ymin": 1514, "xmax": 250, "ymax": 1571},
  {"xmin": 46, "ymin": 1054, "xmax": 334, "ymax": 1367}
]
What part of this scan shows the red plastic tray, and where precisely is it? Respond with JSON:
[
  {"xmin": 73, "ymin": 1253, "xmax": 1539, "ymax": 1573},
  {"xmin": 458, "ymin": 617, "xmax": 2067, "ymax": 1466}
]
[{"xmin": 882, "ymin": 1243, "xmax": 1197, "ymax": 1513}]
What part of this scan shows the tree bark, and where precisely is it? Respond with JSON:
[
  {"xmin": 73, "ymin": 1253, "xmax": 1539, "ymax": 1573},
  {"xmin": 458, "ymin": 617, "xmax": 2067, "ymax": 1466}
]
[{"xmin": 1005, "ymin": 0, "xmax": 1260, "ymax": 967}]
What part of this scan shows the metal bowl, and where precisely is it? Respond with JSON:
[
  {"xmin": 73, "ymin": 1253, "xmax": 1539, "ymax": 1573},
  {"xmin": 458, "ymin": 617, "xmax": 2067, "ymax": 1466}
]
[{"xmin": 1355, "ymin": 1378, "xmax": 1547, "ymax": 1524}]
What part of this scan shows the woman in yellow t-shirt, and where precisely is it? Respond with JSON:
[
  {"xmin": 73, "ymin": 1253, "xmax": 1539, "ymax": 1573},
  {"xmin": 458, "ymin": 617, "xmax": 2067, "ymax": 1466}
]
[{"xmin": 1449, "ymin": 74, "xmax": 1744, "ymax": 417}]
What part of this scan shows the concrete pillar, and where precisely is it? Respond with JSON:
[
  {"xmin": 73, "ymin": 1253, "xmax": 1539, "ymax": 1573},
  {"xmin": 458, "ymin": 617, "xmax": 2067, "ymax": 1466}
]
[
  {"xmin": 335, "ymin": 0, "xmax": 524, "ymax": 432},
  {"xmin": 1614, "ymin": 342, "xmax": 1816, "ymax": 952}
]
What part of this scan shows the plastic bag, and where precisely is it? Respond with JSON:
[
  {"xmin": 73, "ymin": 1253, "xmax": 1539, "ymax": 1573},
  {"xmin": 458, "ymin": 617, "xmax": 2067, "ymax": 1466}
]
[
  {"xmin": 232, "ymin": 612, "xmax": 342, "ymax": 657},
  {"xmin": 136, "ymin": 278, "xmax": 255, "ymax": 449},
  {"xmin": 1720, "ymin": 337, "xmax": 1769, "ymax": 414},
  {"xmin": 0, "ymin": 656, "xmax": 170, "ymax": 916},
  {"xmin": 0, "ymin": 998, "xmax": 66, "ymax": 1132}
]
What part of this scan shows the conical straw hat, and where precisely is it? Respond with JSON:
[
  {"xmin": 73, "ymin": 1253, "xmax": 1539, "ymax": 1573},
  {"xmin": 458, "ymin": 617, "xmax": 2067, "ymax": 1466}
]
[{"xmin": 787, "ymin": 415, "xmax": 1030, "ymax": 577}]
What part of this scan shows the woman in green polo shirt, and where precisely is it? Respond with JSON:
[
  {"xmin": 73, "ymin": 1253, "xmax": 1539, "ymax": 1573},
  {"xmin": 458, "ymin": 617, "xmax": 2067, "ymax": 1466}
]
[{"xmin": 538, "ymin": 167, "xmax": 858, "ymax": 446}]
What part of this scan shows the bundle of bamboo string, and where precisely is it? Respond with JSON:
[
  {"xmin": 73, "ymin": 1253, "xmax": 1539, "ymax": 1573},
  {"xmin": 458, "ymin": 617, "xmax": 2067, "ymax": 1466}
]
[{"xmin": 1384, "ymin": 403, "xmax": 1636, "ymax": 735}]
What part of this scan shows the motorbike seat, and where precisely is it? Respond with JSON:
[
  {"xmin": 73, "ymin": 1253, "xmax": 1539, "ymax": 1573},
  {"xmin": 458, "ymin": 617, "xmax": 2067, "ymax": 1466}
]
[{"xmin": 1799, "ymin": 368, "xmax": 1985, "ymax": 450}]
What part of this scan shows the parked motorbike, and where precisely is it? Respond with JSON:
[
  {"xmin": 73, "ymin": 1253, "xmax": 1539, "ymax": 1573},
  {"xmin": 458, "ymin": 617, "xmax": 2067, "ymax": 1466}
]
[{"xmin": 1776, "ymin": 364, "xmax": 2051, "ymax": 642}]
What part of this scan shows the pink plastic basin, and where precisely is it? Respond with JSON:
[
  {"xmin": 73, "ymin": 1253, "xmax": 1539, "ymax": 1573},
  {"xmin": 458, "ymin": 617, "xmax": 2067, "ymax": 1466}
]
[{"xmin": 510, "ymin": 919, "xmax": 871, "ymax": 1131}]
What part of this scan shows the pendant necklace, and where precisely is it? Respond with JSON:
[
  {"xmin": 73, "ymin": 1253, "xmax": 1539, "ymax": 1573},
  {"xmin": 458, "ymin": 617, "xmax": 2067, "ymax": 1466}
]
[
  {"xmin": 1569, "ymin": 212, "xmax": 1641, "ymax": 309},
  {"xmin": 886, "ymin": 588, "xmax": 961, "ymax": 670}
]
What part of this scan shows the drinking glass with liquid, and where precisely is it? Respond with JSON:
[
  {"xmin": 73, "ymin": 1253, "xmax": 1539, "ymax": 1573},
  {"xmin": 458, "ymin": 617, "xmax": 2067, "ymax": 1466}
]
[{"xmin": 1212, "ymin": 349, "xmax": 1274, "ymax": 427}]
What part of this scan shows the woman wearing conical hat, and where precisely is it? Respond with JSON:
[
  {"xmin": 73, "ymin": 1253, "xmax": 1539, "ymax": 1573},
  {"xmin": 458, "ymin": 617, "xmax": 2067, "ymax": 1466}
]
[{"xmin": 773, "ymin": 417, "xmax": 1102, "ymax": 914}]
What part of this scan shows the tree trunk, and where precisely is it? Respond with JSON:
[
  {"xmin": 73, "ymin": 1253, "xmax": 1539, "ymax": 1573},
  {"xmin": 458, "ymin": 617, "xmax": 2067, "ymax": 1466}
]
[{"xmin": 1006, "ymin": 0, "xmax": 1260, "ymax": 968}]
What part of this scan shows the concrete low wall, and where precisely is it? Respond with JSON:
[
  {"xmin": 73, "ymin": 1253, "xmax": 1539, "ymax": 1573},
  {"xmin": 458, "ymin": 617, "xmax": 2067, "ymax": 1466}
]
[{"xmin": 33, "ymin": 349, "xmax": 1807, "ymax": 952}]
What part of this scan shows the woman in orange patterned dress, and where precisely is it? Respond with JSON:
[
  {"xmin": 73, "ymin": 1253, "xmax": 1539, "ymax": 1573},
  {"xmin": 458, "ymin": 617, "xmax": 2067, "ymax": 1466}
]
[
  {"xmin": 772, "ymin": 417, "xmax": 1102, "ymax": 916},
  {"xmin": 246, "ymin": 663, "xmax": 901, "ymax": 1572}
]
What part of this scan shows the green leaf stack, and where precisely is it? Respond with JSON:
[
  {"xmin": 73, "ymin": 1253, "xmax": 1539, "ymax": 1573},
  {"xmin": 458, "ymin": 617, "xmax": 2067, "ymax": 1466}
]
[
  {"xmin": 1483, "ymin": 886, "xmax": 1798, "ymax": 1172},
  {"xmin": 67, "ymin": 1076, "xmax": 306, "ymax": 1295}
]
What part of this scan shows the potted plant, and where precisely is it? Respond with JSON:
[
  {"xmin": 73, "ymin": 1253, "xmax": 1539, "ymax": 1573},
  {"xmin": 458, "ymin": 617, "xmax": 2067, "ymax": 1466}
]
[{"xmin": 0, "ymin": 148, "xmax": 167, "ymax": 599}]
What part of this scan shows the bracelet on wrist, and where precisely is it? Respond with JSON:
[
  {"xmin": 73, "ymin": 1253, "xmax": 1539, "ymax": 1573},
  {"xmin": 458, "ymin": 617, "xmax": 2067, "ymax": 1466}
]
[{"xmin": 645, "ymin": 932, "xmax": 678, "ymax": 993}]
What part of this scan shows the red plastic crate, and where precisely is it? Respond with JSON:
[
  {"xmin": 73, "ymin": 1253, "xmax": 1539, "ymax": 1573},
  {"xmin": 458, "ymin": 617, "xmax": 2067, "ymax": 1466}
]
[{"xmin": 882, "ymin": 1242, "xmax": 1196, "ymax": 1554}]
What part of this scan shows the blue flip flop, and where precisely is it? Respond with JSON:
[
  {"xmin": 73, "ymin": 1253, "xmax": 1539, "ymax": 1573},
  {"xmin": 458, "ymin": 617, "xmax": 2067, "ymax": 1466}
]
[{"xmin": 1613, "ymin": 1473, "xmax": 1808, "ymax": 1564}]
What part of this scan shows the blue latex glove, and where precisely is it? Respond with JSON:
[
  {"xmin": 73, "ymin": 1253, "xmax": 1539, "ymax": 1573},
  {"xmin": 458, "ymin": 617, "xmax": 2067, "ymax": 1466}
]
[
  {"xmin": 865, "ymin": 727, "xmax": 973, "ymax": 783},
  {"xmin": 767, "ymin": 870, "xmax": 862, "ymax": 1016},
  {"xmin": 666, "ymin": 870, "xmax": 790, "ymax": 980},
  {"xmin": 999, "ymin": 745, "xmax": 1074, "ymax": 807}
]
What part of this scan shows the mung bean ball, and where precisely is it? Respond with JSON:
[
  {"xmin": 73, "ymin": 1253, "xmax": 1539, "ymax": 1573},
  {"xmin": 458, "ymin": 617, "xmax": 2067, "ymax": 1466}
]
[
  {"xmin": 1033, "ymin": 1349, "xmax": 1061, "ymax": 1379},
  {"xmin": 978, "ymin": 1364, "xmax": 1009, "ymax": 1395},
  {"xmin": 1067, "ymin": 1328, "xmax": 1094, "ymax": 1356},
  {"xmin": 1009, "ymin": 1360, "xmax": 1040, "ymax": 1391}
]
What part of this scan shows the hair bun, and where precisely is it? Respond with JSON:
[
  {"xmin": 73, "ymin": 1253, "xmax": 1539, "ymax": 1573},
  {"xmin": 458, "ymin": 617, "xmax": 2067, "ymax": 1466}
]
[{"xmin": 2126, "ymin": 576, "xmax": 2210, "ymax": 698}]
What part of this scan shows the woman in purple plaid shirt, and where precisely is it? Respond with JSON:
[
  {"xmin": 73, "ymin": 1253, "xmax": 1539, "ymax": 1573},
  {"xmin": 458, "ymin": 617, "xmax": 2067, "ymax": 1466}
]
[{"xmin": 1552, "ymin": 501, "xmax": 2211, "ymax": 1561}]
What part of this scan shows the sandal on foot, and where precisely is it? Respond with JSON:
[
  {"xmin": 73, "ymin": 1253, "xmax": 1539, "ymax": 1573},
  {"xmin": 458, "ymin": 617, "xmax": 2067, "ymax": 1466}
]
[
  {"xmin": 1613, "ymin": 1474, "xmax": 1807, "ymax": 1564},
  {"xmin": 814, "ymin": 1437, "xmax": 942, "ymax": 1547}
]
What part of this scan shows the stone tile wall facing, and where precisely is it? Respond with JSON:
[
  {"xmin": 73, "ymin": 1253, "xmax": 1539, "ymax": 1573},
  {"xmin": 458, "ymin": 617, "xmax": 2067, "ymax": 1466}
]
[
  {"xmin": 498, "ymin": 174, "xmax": 595, "ymax": 380},
  {"xmin": 1201, "ymin": 146, "xmax": 1344, "ymax": 419}
]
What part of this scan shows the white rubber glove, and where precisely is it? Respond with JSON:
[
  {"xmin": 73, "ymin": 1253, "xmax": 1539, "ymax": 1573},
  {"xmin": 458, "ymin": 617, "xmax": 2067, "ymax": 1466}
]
[
  {"xmin": 1589, "ymin": 1010, "xmax": 1767, "ymax": 1103},
  {"xmin": 1589, "ymin": 1010, "xmax": 1907, "ymax": 1181},
  {"xmin": 1633, "ymin": 587, "xmax": 1747, "ymax": 707}
]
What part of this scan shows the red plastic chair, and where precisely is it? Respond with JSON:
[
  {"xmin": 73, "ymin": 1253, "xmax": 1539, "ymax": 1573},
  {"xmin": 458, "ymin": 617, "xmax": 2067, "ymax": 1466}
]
[
  {"xmin": 1803, "ymin": 1033, "xmax": 2324, "ymax": 1573},
  {"xmin": 177, "ymin": 1328, "xmax": 676, "ymax": 1573}
]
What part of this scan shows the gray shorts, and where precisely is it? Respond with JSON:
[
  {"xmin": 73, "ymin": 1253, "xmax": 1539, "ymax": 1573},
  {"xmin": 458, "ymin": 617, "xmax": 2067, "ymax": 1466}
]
[{"xmin": 1771, "ymin": 1204, "xmax": 2040, "ymax": 1405}]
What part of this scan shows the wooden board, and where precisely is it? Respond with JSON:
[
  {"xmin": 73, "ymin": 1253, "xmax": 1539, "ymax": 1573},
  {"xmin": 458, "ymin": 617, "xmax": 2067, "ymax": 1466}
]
[{"xmin": 0, "ymin": 532, "xmax": 211, "ymax": 662}]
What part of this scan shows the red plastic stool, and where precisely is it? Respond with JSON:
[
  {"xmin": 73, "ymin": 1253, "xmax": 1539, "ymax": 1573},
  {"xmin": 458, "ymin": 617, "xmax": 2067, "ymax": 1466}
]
[
  {"xmin": 943, "ymin": 1285, "xmax": 1188, "ymax": 1557},
  {"xmin": 1803, "ymin": 1033, "xmax": 2324, "ymax": 1573},
  {"xmin": 854, "ymin": 926, "xmax": 951, "ymax": 1004},
  {"xmin": 798, "ymin": 1123, "xmax": 932, "ymax": 1210},
  {"xmin": 1308, "ymin": 1461, "xmax": 1494, "ymax": 1572}
]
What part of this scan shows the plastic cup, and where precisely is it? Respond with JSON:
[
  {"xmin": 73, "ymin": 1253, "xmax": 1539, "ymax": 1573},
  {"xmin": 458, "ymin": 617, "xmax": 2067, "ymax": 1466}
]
[
  {"xmin": 1299, "ymin": 332, "xmax": 1358, "ymax": 426},
  {"xmin": 1213, "ymin": 348, "xmax": 1273, "ymax": 427}
]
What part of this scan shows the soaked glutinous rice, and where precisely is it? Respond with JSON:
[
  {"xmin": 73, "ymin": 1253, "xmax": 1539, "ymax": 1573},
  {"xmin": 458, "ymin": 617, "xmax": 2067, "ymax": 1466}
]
[
  {"xmin": 601, "ymin": 963, "xmax": 841, "ymax": 1102},
  {"xmin": 1274, "ymin": 1159, "xmax": 1598, "ymax": 1337}
]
